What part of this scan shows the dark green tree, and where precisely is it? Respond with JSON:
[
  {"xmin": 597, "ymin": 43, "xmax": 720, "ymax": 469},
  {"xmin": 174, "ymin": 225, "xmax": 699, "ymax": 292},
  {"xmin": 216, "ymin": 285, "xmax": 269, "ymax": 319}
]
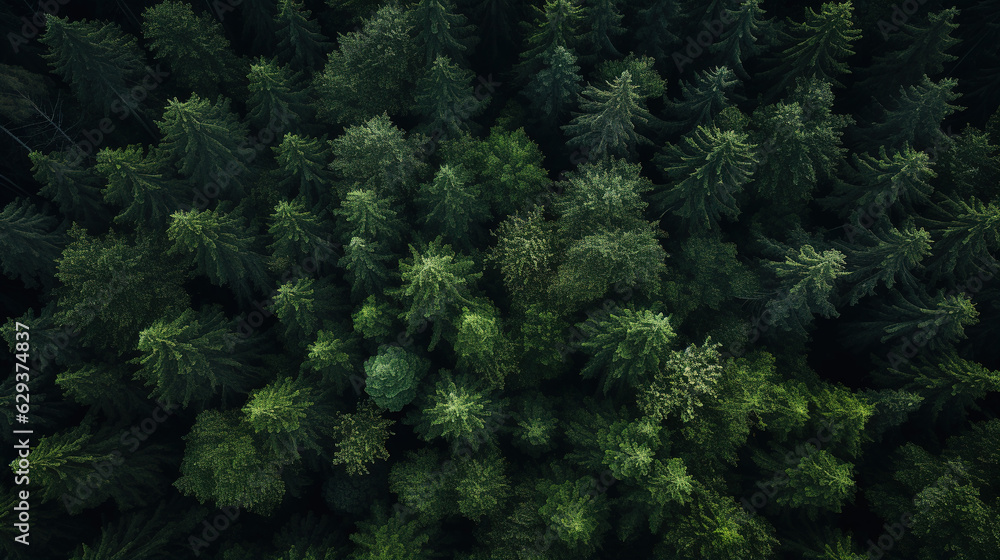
[
  {"xmin": 452, "ymin": 303, "xmax": 518, "ymax": 388},
  {"xmin": 584, "ymin": 0, "xmax": 625, "ymax": 58},
  {"xmin": 763, "ymin": 244, "xmax": 848, "ymax": 336},
  {"xmin": 328, "ymin": 113, "xmax": 428, "ymax": 196},
  {"xmin": 886, "ymin": 351, "xmax": 1000, "ymax": 421},
  {"xmin": 247, "ymin": 57, "xmax": 312, "ymax": 133},
  {"xmin": 654, "ymin": 124, "xmax": 758, "ymax": 232},
  {"xmin": 142, "ymin": 1, "xmax": 244, "ymax": 96},
  {"xmin": 867, "ymin": 76, "xmax": 963, "ymax": 152},
  {"xmin": 166, "ymin": 209, "xmax": 271, "ymax": 301},
  {"xmin": 131, "ymin": 307, "xmax": 248, "ymax": 409},
  {"xmin": 487, "ymin": 207, "xmax": 560, "ymax": 306},
  {"xmin": 921, "ymin": 196, "xmax": 1000, "ymax": 280},
  {"xmin": 409, "ymin": 370, "xmax": 501, "ymax": 450},
  {"xmin": 413, "ymin": 56, "xmax": 484, "ymax": 136},
  {"xmin": 594, "ymin": 52, "xmax": 666, "ymax": 100},
  {"xmin": 578, "ymin": 307, "xmax": 677, "ymax": 394},
  {"xmin": 664, "ymin": 66, "xmax": 741, "ymax": 134},
  {"xmin": 95, "ymin": 145, "xmax": 185, "ymax": 229},
  {"xmin": 411, "ymin": 0, "xmax": 477, "ymax": 65},
  {"xmin": 633, "ymin": 0, "xmax": 682, "ymax": 63},
  {"xmin": 554, "ymin": 158, "xmax": 652, "ymax": 239},
  {"xmin": 764, "ymin": 1, "xmax": 861, "ymax": 96},
  {"xmin": 242, "ymin": 375, "xmax": 327, "ymax": 458},
  {"xmin": 333, "ymin": 189, "xmax": 405, "ymax": 247},
  {"xmin": 275, "ymin": 0, "xmax": 331, "ymax": 70},
  {"xmin": 859, "ymin": 7, "xmax": 961, "ymax": 97},
  {"xmin": 267, "ymin": 198, "xmax": 332, "ymax": 272},
  {"xmin": 710, "ymin": 0, "xmax": 774, "ymax": 80},
  {"xmin": 273, "ymin": 133, "xmax": 336, "ymax": 205},
  {"xmin": 28, "ymin": 150, "xmax": 106, "ymax": 226},
  {"xmin": 836, "ymin": 223, "xmax": 932, "ymax": 305},
  {"xmin": 417, "ymin": 164, "xmax": 489, "ymax": 246},
  {"xmin": 269, "ymin": 277, "xmax": 339, "ymax": 346},
  {"xmin": 516, "ymin": 0, "xmax": 586, "ymax": 77},
  {"xmin": 462, "ymin": 126, "xmax": 552, "ymax": 216},
  {"xmin": 39, "ymin": 14, "xmax": 144, "ymax": 112},
  {"xmin": 523, "ymin": 45, "xmax": 583, "ymax": 126},
  {"xmin": 331, "ymin": 400, "xmax": 395, "ymax": 475},
  {"xmin": 363, "ymin": 345, "xmax": 431, "ymax": 412},
  {"xmin": 562, "ymin": 70, "xmax": 655, "ymax": 160},
  {"xmin": 339, "ymin": 237, "xmax": 396, "ymax": 302},
  {"xmin": 0, "ymin": 199, "xmax": 64, "ymax": 289}
]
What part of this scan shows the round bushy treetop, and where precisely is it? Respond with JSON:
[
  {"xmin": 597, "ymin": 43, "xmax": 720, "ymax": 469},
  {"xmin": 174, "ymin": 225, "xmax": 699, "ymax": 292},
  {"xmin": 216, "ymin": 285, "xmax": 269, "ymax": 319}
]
[{"xmin": 363, "ymin": 345, "xmax": 431, "ymax": 412}]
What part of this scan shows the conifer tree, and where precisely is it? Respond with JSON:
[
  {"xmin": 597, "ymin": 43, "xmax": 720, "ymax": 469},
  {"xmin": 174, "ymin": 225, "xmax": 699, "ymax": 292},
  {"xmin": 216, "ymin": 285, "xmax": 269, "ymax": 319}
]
[
  {"xmin": 131, "ymin": 306, "xmax": 249, "ymax": 409},
  {"xmin": 594, "ymin": 53, "xmax": 666, "ymax": 100},
  {"xmin": 860, "ymin": 7, "xmax": 961, "ymax": 97},
  {"xmin": 267, "ymin": 198, "xmax": 332, "ymax": 271},
  {"xmin": 301, "ymin": 328, "xmax": 360, "ymax": 396},
  {"xmin": 837, "ymin": 223, "xmax": 933, "ymax": 305},
  {"xmin": 332, "ymin": 189, "xmax": 405, "ymax": 248},
  {"xmin": 0, "ymin": 199, "xmax": 64, "ymax": 289},
  {"xmin": 658, "ymin": 485, "xmax": 778, "ymax": 559},
  {"xmin": 28, "ymin": 151, "xmax": 107, "ymax": 227},
  {"xmin": 166, "ymin": 208, "xmax": 271, "ymax": 301},
  {"xmin": 417, "ymin": 163, "xmax": 489, "ymax": 246},
  {"xmin": 247, "ymin": 57, "xmax": 312, "ymax": 133},
  {"xmin": 412, "ymin": 0, "xmax": 477, "ymax": 66},
  {"xmin": 67, "ymin": 503, "xmax": 190, "ymax": 560},
  {"xmin": 142, "ymin": 1, "xmax": 244, "ymax": 96},
  {"xmin": 465, "ymin": 126, "xmax": 552, "ymax": 216},
  {"xmin": 584, "ymin": 0, "xmax": 625, "ymax": 58},
  {"xmin": 778, "ymin": 449, "xmax": 855, "ymax": 517},
  {"xmin": 54, "ymin": 227, "xmax": 190, "ymax": 353},
  {"xmin": 413, "ymin": 56, "xmax": 484, "ymax": 136},
  {"xmin": 852, "ymin": 289, "xmax": 978, "ymax": 354},
  {"xmin": 764, "ymin": 1, "xmax": 861, "ymax": 96},
  {"xmin": 563, "ymin": 70, "xmax": 655, "ymax": 160},
  {"xmin": 578, "ymin": 307, "xmax": 676, "ymax": 394},
  {"xmin": 523, "ymin": 45, "xmax": 583, "ymax": 126},
  {"xmin": 554, "ymin": 158, "xmax": 652, "ymax": 240},
  {"xmin": 487, "ymin": 207, "xmax": 560, "ymax": 306},
  {"xmin": 710, "ymin": 0, "xmax": 773, "ymax": 80},
  {"xmin": 552, "ymin": 227, "xmax": 667, "ymax": 307},
  {"xmin": 390, "ymin": 237, "xmax": 483, "ymax": 350},
  {"xmin": 452, "ymin": 304, "xmax": 517, "ymax": 388},
  {"xmin": 454, "ymin": 452, "xmax": 510, "ymax": 520},
  {"xmin": 328, "ymin": 113, "xmax": 428, "ymax": 196},
  {"xmin": 348, "ymin": 508, "xmax": 432, "ymax": 559},
  {"xmin": 157, "ymin": 94, "xmax": 252, "ymax": 200},
  {"xmin": 175, "ymin": 409, "xmax": 288, "ymax": 513},
  {"xmin": 867, "ymin": 76, "xmax": 963, "ymax": 152},
  {"xmin": 826, "ymin": 144, "xmax": 936, "ymax": 227},
  {"xmin": 637, "ymin": 338, "xmax": 725, "ymax": 422},
  {"xmin": 517, "ymin": 0, "xmax": 586, "ymax": 77},
  {"xmin": 409, "ymin": 370, "xmax": 500, "ymax": 450},
  {"xmin": 331, "ymin": 400, "xmax": 395, "ymax": 475},
  {"xmin": 272, "ymin": 134, "xmax": 335, "ymax": 206},
  {"xmin": 39, "ymin": 14, "xmax": 145, "ymax": 112},
  {"xmin": 763, "ymin": 244, "xmax": 848, "ymax": 336},
  {"xmin": 242, "ymin": 375, "xmax": 327, "ymax": 458},
  {"xmin": 313, "ymin": 5, "xmax": 420, "ymax": 124},
  {"xmin": 270, "ymin": 277, "xmax": 339, "ymax": 347},
  {"xmin": 55, "ymin": 362, "xmax": 149, "ymax": 421},
  {"xmin": 535, "ymin": 476, "xmax": 610, "ymax": 553},
  {"xmin": 339, "ymin": 237, "xmax": 396, "ymax": 302},
  {"xmin": 95, "ymin": 145, "xmax": 185, "ymax": 229},
  {"xmin": 275, "ymin": 0, "xmax": 331, "ymax": 71},
  {"xmin": 887, "ymin": 351, "xmax": 1000, "ymax": 421},
  {"xmin": 664, "ymin": 66, "xmax": 741, "ymax": 134},
  {"xmin": 654, "ymin": 124, "xmax": 758, "ymax": 232},
  {"xmin": 921, "ymin": 196, "xmax": 1000, "ymax": 280},
  {"xmin": 633, "ymin": 0, "xmax": 682, "ymax": 63}
]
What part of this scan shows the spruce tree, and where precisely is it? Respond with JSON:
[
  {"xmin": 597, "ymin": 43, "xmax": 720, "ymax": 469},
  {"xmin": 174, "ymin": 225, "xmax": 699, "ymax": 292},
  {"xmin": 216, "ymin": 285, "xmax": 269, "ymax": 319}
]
[
  {"xmin": 39, "ymin": 14, "xmax": 145, "ymax": 112},
  {"xmin": 95, "ymin": 145, "xmax": 185, "ymax": 229},
  {"xmin": 242, "ymin": 375, "xmax": 327, "ymax": 458},
  {"xmin": 516, "ymin": 0, "xmax": 586, "ymax": 77},
  {"xmin": 142, "ymin": 1, "xmax": 244, "ymax": 96},
  {"xmin": 275, "ymin": 0, "xmax": 331, "ymax": 71},
  {"xmin": 860, "ymin": 7, "xmax": 961, "ymax": 98},
  {"xmin": 267, "ymin": 198, "xmax": 332, "ymax": 271},
  {"xmin": 247, "ymin": 57, "xmax": 312, "ymax": 133},
  {"xmin": 28, "ymin": 150, "xmax": 107, "ymax": 227},
  {"xmin": 921, "ymin": 196, "xmax": 1000, "ymax": 280},
  {"xmin": 339, "ymin": 237, "xmax": 396, "ymax": 302},
  {"xmin": 710, "ymin": 0, "xmax": 773, "ymax": 80},
  {"xmin": 664, "ymin": 66, "xmax": 741, "ymax": 134},
  {"xmin": 331, "ymin": 400, "xmax": 395, "ymax": 475},
  {"xmin": 555, "ymin": 158, "xmax": 652, "ymax": 239},
  {"xmin": 583, "ymin": 0, "xmax": 625, "ymax": 58},
  {"xmin": 332, "ymin": 189, "xmax": 405, "ymax": 248},
  {"xmin": 524, "ymin": 45, "xmax": 583, "ymax": 127},
  {"xmin": 411, "ymin": 0, "xmax": 477, "ymax": 66},
  {"xmin": 578, "ymin": 307, "xmax": 677, "ymax": 394},
  {"xmin": 465, "ymin": 126, "xmax": 552, "ymax": 216},
  {"xmin": 272, "ymin": 133, "xmax": 335, "ymax": 205},
  {"xmin": 764, "ymin": 1, "xmax": 861, "ymax": 96},
  {"xmin": 409, "ymin": 370, "xmax": 501, "ymax": 450},
  {"xmin": 837, "ymin": 223, "xmax": 933, "ymax": 305},
  {"xmin": 0, "ymin": 199, "xmax": 64, "ymax": 289},
  {"xmin": 633, "ymin": 0, "xmax": 683, "ymax": 63},
  {"xmin": 416, "ymin": 163, "xmax": 489, "ymax": 247},
  {"xmin": 763, "ymin": 244, "xmax": 848, "ymax": 336},
  {"xmin": 867, "ymin": 75, "xmax": 963, "ymax": 152},
  {"xmin": 413, "ymin": 56, "xmax": 484, "ymax": 136},
  {"xmin": 487, "ymin": 207, "xmax": 560, "ymax": 306},
  {"xmin": 562, "ymin": 70, "xmax": 655, "ymax": 160},
  {"xmin": 328, "ymin": 113, "xmax": 428, "ymax": 197}
]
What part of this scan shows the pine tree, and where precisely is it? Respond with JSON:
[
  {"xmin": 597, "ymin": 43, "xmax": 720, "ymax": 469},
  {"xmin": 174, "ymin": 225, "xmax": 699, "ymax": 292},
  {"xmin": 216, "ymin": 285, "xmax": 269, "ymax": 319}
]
[
  {"xmin": 131, "ymin": 306, "xmax": 249, "ymax": 409},
  {"xmin": 389, "ymin": 237, "xmax": 483, "ymax": 350},
  {"xmin": 853, "ymin": 289, "xmax": 978, "ymax": 355},
  {"xmin": 836, "ymin": 223, "xmax": 933, "ymax": 305},
  {"xmin": 328, "ymin": 113, "xmax": 428, "ymax": 197},
  {"xmin": 594, "ymin": 53, "xmax": 666, "ymax": 100},
  {"xmin": 142, "ymin": 1, "xmax": 243, "ymax": 96},
  {"xmin": 332, "ymin": 189, "xmax": 405, "ymax": 248},
  {"xmin": 275, "ymin": 0, "xmax": 331, "ymax": 71},
  {"xmin": 417, "ymin": 163, "xmax": 489, "ymax": 246},
  {"xmin": 777, "ymin": 449, "xmax": 855, "ymax": 517},
  {"xmin": 887, "ymin": 351, "xmax": 1000, "ymax": 421},
  {"xmin": 921, "ymin": 196, "xmax": 1000, "ymax": 280},
  {"xmin": 584, "ymin": 0, "xmax": 625, "ymax": 58},
  {"xmin": 409, "ymin": 370, "xmax": 500, "ymax": 450},
  {"xmin": 267, "ymin": 198, "xmax": 332, "ymax": 271},
  {"xmin": 331, "ymin": 400, "xmax": 396, "ymax": 475},
  {"xmin": 517, "ymin": 0, "xmax": 586, "ymax": 78},
  {"xmin": 654, "ymin": 124, "xmax": 758, "ymax": 232},
  {"xmin": 765, "ymin": 2, "xmax": 861, "ymax": 97},
  {"xmin": 270, "ymin": 277, "xmax": 339, "ymax": 347},
  {"xmin": 710, "ymin": 0, "xmax": 774, "ymax": 80},
  {"xmin": 39, "ymin": 14, "xmax": 144, "ymax": 112},
  {"xmin": 825, "ymin": 144, "xmax": 936, "ymax": 228},
  {"xmin": 28, "ymin": 150, "xmax": 107, "ymax": 227},
  {"xmin": 247, "ymin": 57, "xmax": 312, "ymax": 133},
  {"xmin": 637, "ymin": 338, "xmax": 724, "ymax": 422},
  {"xmin": 664, "ymin": 66, "xmax": 741, "ymax": 134},
  {"xmin": 313, "ymin": 5, "xmax": 420, "ymax": 124},
  {"xmin": 658, "ymin": 485, "xmax": 778, "ymax": 559},
  {"xmin": 301, "ymin": 328, "xmax": 360, "ymax": 395},
  {"xmin": 242, "ymin": 375, "xmax": 327, "ymax": 458},
  {"xmin": 166, "ymin": 208, "xmax": 271, "ymax": 301},
  {"xmin": 272, "ymin": 134, "xmax": 336, "ymax": 206},
  {"xmin": 487, "ymin": 207, "xmax": 560, "ymax": 306},
  {"xmin": 363, "ymin": 345, "xmax": 431, "ymax": 412},
  {"xmin": 339, "ymin": 237, "xmax": 396, "ymax": 302},
  {"xmin": 555, "ymin": 158, "xmax": 652, "ymax": 239},
  {"xmin": 157, "ymin": 94, "xmax": 252, "ymax": 200},
  {"xmin": 524, "ymin": 45, "xmax": 583, "ymax": 127},
  {"xmin": 465, "ymin": 126, "xmax": 552, "ymax": 216},
  {"xmin": 54, "ymin": 227, "xmax": 190, "ymax": 353},
  {"xmin": 412, "ymin": 0, "xmax": 477, "ymax": 66},
  {"xmin": 868, "ymin": 76, "xmax": 963, "ymax": 152},
  {"xmin": 763, "ymin": 244, "xmax": 848, "ymax": 336},
  {"xmin": 562, "ymin": 70, "xmax": 655, "ymax": 160},
  {"xmin": 0, "ymin": 199, "xmax": 64, "ymax": 289},
  {"xmin": 174, "ymin": 409, "xmax": 288, "ymax": 513},
  {"xmin": 578, "ymin": 307, "xmax": 677, "ymax": 394},
  {"xmin": 95, "ymin": 145, "xmax": 186, "ymax": 229},
  {"xmin": 860, "ymin": 7, "xmax": 961, "ymax": 97},
  {"xmin": 413, "ymin": 56, "xmax": 484, "ymax": 136}
]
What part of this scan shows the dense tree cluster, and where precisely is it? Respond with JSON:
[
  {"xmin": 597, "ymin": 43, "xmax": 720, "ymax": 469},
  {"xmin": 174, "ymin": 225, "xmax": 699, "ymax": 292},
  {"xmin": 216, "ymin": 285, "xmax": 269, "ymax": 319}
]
[{"xmin": 0, "ymin": 0, "xmax": 999, "ymax": 559}]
